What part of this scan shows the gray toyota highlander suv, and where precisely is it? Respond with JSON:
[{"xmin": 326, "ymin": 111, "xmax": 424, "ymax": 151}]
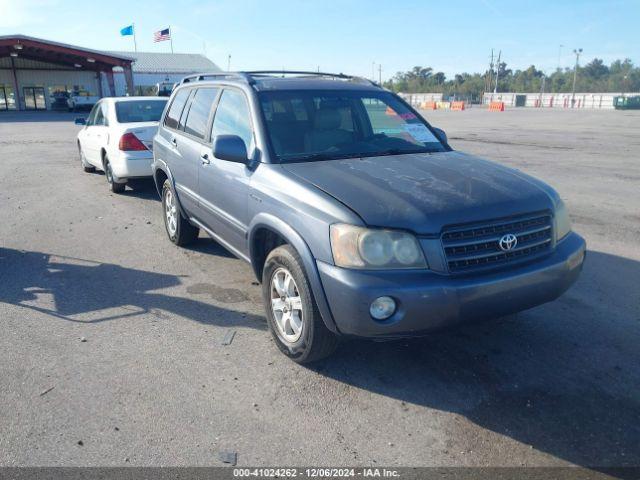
[{"xmin": 152, "ymin": 71, "xmax": 586, "ymax": 363}]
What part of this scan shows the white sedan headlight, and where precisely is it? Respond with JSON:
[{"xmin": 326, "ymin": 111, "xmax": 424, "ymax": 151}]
[
  {"xmin": 330, "ymin": 224, "xmax": 427, "ymax": 269},
  {"xmin": 554, "ymin": 200, "xmax": 572, "ymax": 241}
]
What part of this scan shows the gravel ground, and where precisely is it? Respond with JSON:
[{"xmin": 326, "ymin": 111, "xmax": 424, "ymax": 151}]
[{"xmin": 0, "ymin": 108, "xmax": 638, "ymax": 468}]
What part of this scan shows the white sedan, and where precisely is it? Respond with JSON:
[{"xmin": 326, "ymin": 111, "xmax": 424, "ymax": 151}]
[{"xmin": 76, "ymin": 97, "xmax": 168, "ymax": 193}]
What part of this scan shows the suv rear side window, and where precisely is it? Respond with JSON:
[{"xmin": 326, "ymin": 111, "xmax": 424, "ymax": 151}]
[
  {"xmin": 164, "ymin": 89, "xmax": 190, "ymax": 130},
  {"xmin": 184, "ymin": 88, "xmax": 219, "ymax": 139},
  {"xmin": 211, "ymin": 89, "xmax": 253, "ymax": 150}
]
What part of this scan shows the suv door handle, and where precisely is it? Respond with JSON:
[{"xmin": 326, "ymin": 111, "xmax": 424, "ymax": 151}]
[
  {"xmin": 170, "ymin": 137, "xmax": 177, "ymax": 148},
  {"xmin": 200, "ymin": 153, "xmax": 211, "ymax": 165}
]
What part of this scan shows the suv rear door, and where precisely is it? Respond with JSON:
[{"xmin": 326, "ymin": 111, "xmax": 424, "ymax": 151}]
[
  {"xmin": 197, "ymin": 88, "xmax": 255, "ymax": 256},
  {"xmin": 157, "ymin": 88, "xmax": 198, "ymax": 214}
]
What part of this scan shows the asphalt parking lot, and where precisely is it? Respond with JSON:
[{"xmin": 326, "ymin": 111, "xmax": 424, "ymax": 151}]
[{"xmin": 0, "ymin": 108, "xmax": 639, "ymax": 468}]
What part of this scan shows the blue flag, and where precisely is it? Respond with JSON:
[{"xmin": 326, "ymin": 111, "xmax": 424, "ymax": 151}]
[{"xmin": 120, "ymin": 25, "xmax": 134, "ymax": 36}]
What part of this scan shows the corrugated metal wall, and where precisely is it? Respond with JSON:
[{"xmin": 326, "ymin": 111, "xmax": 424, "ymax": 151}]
[
  {"xmin": 398, "ymin": 93, "xmax": 443, "ymax": 106},
  {"xmin": 102, "ymin": 72, "xmax": 189, "ymax": 97},
  {"xmin": 0, "ymin": 57, "xmax": 71, "ymax": 70},
  {"xmin": 482, "ymin": 92, "xmax": 640, "ymax": 109}
]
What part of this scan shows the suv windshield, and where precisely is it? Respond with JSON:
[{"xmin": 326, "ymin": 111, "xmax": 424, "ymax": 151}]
[
  {"xmin": 259, "ymin": 90, "xmax": 446, "ymax": 162},
  {"xmin": 116, "ymin": 100, "xmax": 168, "ymax": 123}
]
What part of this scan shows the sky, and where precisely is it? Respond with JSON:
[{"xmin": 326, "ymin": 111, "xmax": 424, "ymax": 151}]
[{"xmin": 1, "ymin": 0, "xmax": 638, "ymax": 80}]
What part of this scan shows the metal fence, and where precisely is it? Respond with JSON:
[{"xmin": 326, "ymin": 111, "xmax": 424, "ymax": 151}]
[{"xmin": 482, "ymin": 92, "xmax": 640, "ymax": 109}]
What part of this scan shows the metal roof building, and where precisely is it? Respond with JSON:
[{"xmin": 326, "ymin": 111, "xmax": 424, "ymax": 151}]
[
  {"xmin": 107, "ymin": 51, "xmax": 221, "ymax": 97},
  {"xmin": 0, "ymin": 35, "xmax": 220, "ymax": 111}
]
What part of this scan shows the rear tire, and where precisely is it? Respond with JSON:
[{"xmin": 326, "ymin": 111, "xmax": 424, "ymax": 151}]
[
  {"xmin": 161, "ymin": 179, "xmax": 199, "ymax": 246},
  {"xmin": 262, "ymin": 245, "xmax": 338, "ymax": 363},
  {"xmin": 78, "ymin": 143, "xmax": 95, "ymax": 173},
  {"xmin": 104, "ymin": 156, "xmax": 125, "ymax": 193}
]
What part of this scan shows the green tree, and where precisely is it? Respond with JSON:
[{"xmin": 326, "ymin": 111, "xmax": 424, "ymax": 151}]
[{"xmin": 384, "ymin": 58, "xmax": 640, "ymax": 99}]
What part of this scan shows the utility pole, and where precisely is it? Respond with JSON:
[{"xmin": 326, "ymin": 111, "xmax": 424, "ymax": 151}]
[
  {"xmin": 227, "ymin": 55, "xmax": 231, "ymax": 71},
  {"xmin": 571, "ymin": 48, "xmax": 582, "ymax": 107},
  {"xmin": 378, "ymin": 64, "xmax": 382, "ymax": 85},
  {"xmin": 539, "ymin": 74, "xmax": 546, "ymax": 107},
  {"xmin": 557, "ymin": 44, "xmax": 564, "ymax": 71},
  {"xmin": 493, "ymin": 50, "xmax": 501, "ymax": 93},
  {"xmin": 487, "ymin": 49, "xmax": 494, "ymax": 93}
]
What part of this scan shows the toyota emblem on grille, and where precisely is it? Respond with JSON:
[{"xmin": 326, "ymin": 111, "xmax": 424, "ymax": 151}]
[{"xmin": 499, "ymin": 234, "xmax": 518, "ymax": 251}]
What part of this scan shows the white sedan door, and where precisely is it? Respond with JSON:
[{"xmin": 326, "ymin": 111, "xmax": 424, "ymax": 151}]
[{"xmin": 82, "ymin": 102, "xmax": 109, "ymax": 167}]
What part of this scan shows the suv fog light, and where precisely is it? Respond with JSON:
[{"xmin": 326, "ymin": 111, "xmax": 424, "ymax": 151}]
[{"xmin": 370, "ymin": 296, "xmax": 397, "ymax": 320}]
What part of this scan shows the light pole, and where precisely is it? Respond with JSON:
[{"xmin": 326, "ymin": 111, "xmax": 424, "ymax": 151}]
[
  {"xmin": 557, "ymin": 44, "xmax": 564, "ymax": 71},
  {"xmin": 227, "ymin": 55, "xmax": 231, "ymax": 72},
  {"xmin": 493, "ymin": 50, "xmax": 502, "ymax": 93},
  {"xmin": 571, "ymin": 48, "xmax": 582, "ymax": 107}
]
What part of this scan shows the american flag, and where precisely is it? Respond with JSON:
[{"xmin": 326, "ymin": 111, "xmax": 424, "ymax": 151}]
[{"xmin": 153, "ymin": 28, "xmax": 171, "ymax": 42}]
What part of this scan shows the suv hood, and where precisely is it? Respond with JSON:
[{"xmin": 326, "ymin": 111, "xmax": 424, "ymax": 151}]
[{"xmin": 282, "ymin": 151, "xmax": 555, "ymax": 234}]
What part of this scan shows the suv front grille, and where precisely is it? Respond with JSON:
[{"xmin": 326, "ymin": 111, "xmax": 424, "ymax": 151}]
[{"xmin": 441, "ymin": 213, "xmax": 553, "ymax": 273}]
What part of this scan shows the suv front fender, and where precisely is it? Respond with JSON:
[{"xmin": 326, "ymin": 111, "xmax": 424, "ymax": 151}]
[{"xmin": 248, "ymin": 213, "xmax": 340, "ymax": 335}]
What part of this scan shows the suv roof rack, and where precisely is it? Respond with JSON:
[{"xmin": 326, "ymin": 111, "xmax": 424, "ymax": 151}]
[
  {"xmin": 179, "ymin": 70, "xmax": 379, "ymax": 88},
  {"xmin": 180, "ymin": 72, "xmax": 254, "ymax": 85}
]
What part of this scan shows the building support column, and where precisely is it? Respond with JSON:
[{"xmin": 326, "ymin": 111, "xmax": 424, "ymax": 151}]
[
  {"xmin": 10, "ymin": 56, "xmax": 21, "ymax": 111},
  {"xmin": 106, "ymin": 69, "xmax": 115, "ymax": 97},
  {"xmin": 123, "ymin": 64, "xmax": 135, "ymax": 96},
  {"xmin": 96, "ymin": 71, "xmax": 103, "ymax": 98}
]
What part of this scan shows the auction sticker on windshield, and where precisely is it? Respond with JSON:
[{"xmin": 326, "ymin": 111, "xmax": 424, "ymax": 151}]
[{"xmin": 402, "ymin": 123, "xmax": 438, "ymax": 143}]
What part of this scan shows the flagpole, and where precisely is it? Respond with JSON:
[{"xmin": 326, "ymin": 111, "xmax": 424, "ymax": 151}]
[
  {"xmin": 169, "ymin": 25, "xmax": 174, "ymax": 53},
  {"xmin": 132, "ymin": 22, "xmax": 137, "ymax": 52}
]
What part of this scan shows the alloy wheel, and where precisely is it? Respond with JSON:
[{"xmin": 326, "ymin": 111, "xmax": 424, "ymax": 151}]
[
  {"xmin": 270, "ymin": 267, "xmax": 304, "ymax": 343},
  {"xmin": 164, "ymin": 189, "xmax": 178, "ymax": 236}
]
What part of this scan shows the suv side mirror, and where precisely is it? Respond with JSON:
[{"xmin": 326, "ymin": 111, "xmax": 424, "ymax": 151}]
[
  {"xmin": 213, "ymin": 135, "xmax": 248, "ymax": 163},
  {"xmin": 74, "ymin": 117, "xmax": 86, "ymax": 125},
  {"xmin": 433, "ymin": 127, "xmax": 447, "ymax": 144}
]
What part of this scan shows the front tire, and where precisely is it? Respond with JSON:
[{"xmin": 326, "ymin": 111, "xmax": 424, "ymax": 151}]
[
  {"xmin": 262, "ymin": 245, "xmax": 338, "ymax": 363},
  {"xmin": 161, "ymin": 180, "xmax": 199, "ymax": 246}
]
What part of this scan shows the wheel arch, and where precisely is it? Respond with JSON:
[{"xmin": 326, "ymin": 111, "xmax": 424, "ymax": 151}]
[
  {"xmin": 153, "ymin": 161, "xmax": 190, "ymax": 219},
  {"xmin": 100, "ymin": 148, "xmax": 108, "ymax": 169},
  {"xmin": 248, "ymin": 214, "xmax": 340, "ymax": 334}
]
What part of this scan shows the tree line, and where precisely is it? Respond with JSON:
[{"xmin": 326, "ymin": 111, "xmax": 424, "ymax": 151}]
[{"xmin": 383, "ymin": 58, "xmax": 639, "ymax": 102}]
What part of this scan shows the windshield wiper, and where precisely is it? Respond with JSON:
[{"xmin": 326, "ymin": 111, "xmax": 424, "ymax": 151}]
[{"xmin": 281, "ymin": 152, "xmax": 360, "ymax": 163}]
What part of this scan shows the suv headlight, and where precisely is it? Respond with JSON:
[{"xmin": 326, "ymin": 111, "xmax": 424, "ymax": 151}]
[
  {"xmin": 554, "ymin": 200, "xmax": 572, "ymax": 241},
  {"xmin": 330, "ymin": 224, "xmax": 427, "ymax": 269}
]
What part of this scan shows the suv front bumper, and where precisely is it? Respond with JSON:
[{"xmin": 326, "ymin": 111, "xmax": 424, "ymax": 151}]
[{"xmin": 316, "ymin": 232, "xmax": 586, "ymax": 337}]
